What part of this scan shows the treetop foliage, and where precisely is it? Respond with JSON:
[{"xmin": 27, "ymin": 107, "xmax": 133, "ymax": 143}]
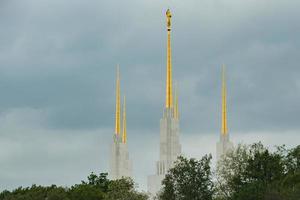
[
  {"xmin": 0, "ymin": 173, "xmax": 148, "ymax": 200},
  {"xmin": 215, "ymin": 143, "xmax": 300, "ymax": 200}
]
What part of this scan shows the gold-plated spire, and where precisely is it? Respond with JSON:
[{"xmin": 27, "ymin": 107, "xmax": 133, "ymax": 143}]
[
  {"xmin": 165, "ymin": 9, "xmax": 173, "ymax": 108},
  {"xmin": 122, "ymin": 96, "xmax": 127, "ymax": 143},
  {"xmin": 115, "ymin": 65, "xmax": 121, "ymax": 135},
  {"xmin": 221, "ymin": 65, "xmax": 228, "ymax": 135},
  {"xmin": 174, "ymin": 83, "xmax": 179, "ymax": 119}
]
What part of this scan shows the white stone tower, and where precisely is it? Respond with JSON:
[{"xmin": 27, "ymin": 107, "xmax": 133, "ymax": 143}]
[
  {"xmin": 110, "ymin": 66, "xmax": 132, "ymax": 180},
  {"xmin": 216, "ymin": 65, "xmax": 233, "ymax": 162},
  {"xmin": 147, "ymin": 9, "xmax": 181, "ymax": 197}
]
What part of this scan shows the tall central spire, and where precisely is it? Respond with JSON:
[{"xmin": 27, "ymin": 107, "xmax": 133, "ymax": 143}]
[
  {"xmin": 221, "ymin": 65, "xmax": 228, "ymax": 135},
  {"xmin": 115, "ymin": 65, "xmax": 121, "ymax": 135},
  {"xmin": 148, "ymin": 9, "xmax": 182, "ymax": 197},
  {"xmin": 165, "ymin": 9, "xmax": 173, "ymax": 108}
]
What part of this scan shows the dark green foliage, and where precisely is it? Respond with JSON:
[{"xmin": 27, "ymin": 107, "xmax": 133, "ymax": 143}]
[
  {"xmin": 0, "ymin": 173, "xmax": 147, "ymax": 200},
  {"xmin": 0, "ymin": 185, "xmax": 69, "ymax": 200},
  {"xmin": 159, "ymin": 155, "xmax": 214, "ymax": 200},
  {"xmin": 106, "ymin": 178, "xmax": 148, "ymax": 200},
  {"xmin": 69, "ymin": 184, "xmax": 104, "ymax": 200},
  {"xmin": 216, "ymin": 143, "xmax": 300, "ymax": 200},
  {"xmin": 85, "ymin": 172, "xmax": 110, "ymax": 192},
  {"xmin": 46, "ymin": 185, "xmax": 69, "ymax": 200}
]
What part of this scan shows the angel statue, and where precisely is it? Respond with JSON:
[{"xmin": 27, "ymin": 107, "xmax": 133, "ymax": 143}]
[{"xmin": 166, "ymin": 9, "xmax": 172, "ymax": 28}]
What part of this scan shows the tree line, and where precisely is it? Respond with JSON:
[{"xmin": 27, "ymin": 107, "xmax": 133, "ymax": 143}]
[
  {"xmin": 0, "ymin": 173, "xmax": 148, "ymax": 200},
  {"xmin": 1, "ymin": 143, "xmax": 299, "ymax": 200}
]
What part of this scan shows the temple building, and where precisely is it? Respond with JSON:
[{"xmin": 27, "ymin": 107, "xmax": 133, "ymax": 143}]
[
  {"xmin": 147, "ymin": 9, "xmax": 182, "ymax": 197},
  {"xmin": 109, "ymin": 66, "xmax": 132, "ymax": 180},
  {"xmin": 216, "ymin": 65, "xmax": 234, "ymax": 162}
]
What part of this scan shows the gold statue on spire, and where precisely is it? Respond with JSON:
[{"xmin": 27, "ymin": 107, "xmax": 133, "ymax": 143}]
[
  {"xmin": 115, "ymin": 65, "xmax": 121, "ymax": 135},
  {"xmin": 165, "ymin": 9, "xmax": 173, "ymax": 108},
  {"xmin": 166, "ymin": 9, "xmax": 172, "ymax": 29},
  {"xmin": 221, "ymin": 65, "xmax": 228, "ymax": 135},
  {"xmin": 122, "ymin": 96, "xmax": 127, "ymax": 143}
]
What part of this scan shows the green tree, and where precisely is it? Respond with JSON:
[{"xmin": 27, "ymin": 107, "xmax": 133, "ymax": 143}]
[
  {"xmin": 0, "ymin": 185, "xmax": 47, "ymax": 200},
  {"xmin": 216, "ymin": 143, "xmax": 300, "ymax": 200},
  {"xmin": 46, "ymin": 185, "xmax": 69, "ymax": 200},
  {"xmin": 159, "ymin": 155, "xmax": 214, "ymax": 200},
  {"xmin": 0, "ymin": 173, "xmax": 147, "ymax": 200},
  {"xmin": 0, "ymin": 190, "xmax": 10, "ymax": 200},
  {"xmin": 68, "ymin": 172, "xmax": 109, "ymax": 200},
  {"xmin": 279, "ymin": 145, "xmax": 300, "ymax": 200},
  {"xmin": 84, "ymin": 172, "xmax": 110, "ymax": 193},
  {"xmin": 105, "ymin": 178, "xmax": 148, "ymax": 200},
  {"xmin": 215, "ymin": 144, "xmax": 249, "ymax": 199},
  {"xmin": 69, "ymin": 183, "xmax": 105, "ymax": 200}
]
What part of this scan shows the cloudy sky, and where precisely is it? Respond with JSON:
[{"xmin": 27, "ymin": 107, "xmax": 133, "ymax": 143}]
[{"xmin": 0, "ymin": 0, "xmax": 300, "ymax": 191}]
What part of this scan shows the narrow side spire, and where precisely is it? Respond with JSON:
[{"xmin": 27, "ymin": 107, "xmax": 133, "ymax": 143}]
[
  {"xmin": 221, "ymin": 65, "xmax": 228, "ymax": 135},
  {"xmin": 165, "ymin": 9, "xmax": 173, "ymax": 108},
  {"xmin": 115, "ymin": 65, "xmax": 121, "ymax": 135},
  {"xmin": 122, "ymin": 96, "xmax": 127, "ymax": 143}
]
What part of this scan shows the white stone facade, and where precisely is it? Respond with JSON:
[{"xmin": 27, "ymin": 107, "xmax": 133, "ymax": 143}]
[
  {"xmin": 110, "ymin": 134, "xmax": 132, "ymax": 180},
  {"xmin": 147, "ymin": 108, "xmax": 181, "ymax": 197},
  {"xmin": 216, "ymin": 134, "xmax": 233, "ymax": 162}
]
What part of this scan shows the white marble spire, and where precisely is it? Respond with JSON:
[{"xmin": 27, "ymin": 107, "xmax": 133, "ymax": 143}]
[
  {"xmin": 147, "ymin": 9, "xmax": 181, "ymax": 197},
  {"xmin": 109, "ymin": 66, "xmax": 132, "ymax": 180},
  {"xmin": 216, "ymin": 65, "xmax": 233, "ymax": 162}
]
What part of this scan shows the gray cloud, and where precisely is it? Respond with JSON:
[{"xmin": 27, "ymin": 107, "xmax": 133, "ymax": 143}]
[{"xmin": 0, "ymin": 0, "xmax": 299, "ymax": 191}]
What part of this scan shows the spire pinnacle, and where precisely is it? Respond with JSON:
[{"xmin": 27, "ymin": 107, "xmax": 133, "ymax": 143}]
[
  {"xmin": 122, "ymin": 96, "xmax": 127, "ymax": 144},
  {"xmin": 221, "ymin": 64, "xmax": 228, "ymax": 135},
  {"xmin": 115, "ymin": 65, "xmax": 121, "ymax": 135},
  {"xmin": 166, "ymin": 9, "xmax": 172, "ymax": 30},
  {"xmin": 165, "ymin": 9, "xmax": 173, "ymax": 108}
]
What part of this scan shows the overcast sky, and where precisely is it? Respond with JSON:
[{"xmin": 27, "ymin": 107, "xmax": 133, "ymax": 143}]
[{"xmin": 0, "ymin": 0, "xmax": 300, "ymax": 191}]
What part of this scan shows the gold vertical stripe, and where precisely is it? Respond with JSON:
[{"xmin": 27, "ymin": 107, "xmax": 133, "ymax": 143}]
[{"xmin": 221, "ymin": 65, "xmax": 228, "ymax": 135}]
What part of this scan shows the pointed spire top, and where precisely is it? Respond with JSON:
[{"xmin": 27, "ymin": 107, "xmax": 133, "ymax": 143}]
[
  {"xmin": 115, "ymin": 65, "xmax": 121, "ymax": 135},
  {"xmin": 221, "ymin": 64, "xmax": 228, "ymax": 135},
  {"xmin": 166, "ymin": 9, "xmax": 172, "ymax": 30},
  {"xmin": 122, "ymin": 96, "xmax": 127, "ymax": 144},
  {"xmin": 166, "ymin": 9, "xmax": 171, "ymax": 15}
]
